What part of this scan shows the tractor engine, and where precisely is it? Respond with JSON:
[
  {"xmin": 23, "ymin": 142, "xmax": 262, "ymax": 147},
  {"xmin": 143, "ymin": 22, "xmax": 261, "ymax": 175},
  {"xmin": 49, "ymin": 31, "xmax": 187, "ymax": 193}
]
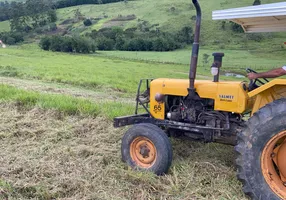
[
  {"xmin": 166, "ymin": 96, "xmax": 217, "ymax": 125},
  {"xmin": 165, "ymin": 95, "xmax": 241, "ymax": 144}
]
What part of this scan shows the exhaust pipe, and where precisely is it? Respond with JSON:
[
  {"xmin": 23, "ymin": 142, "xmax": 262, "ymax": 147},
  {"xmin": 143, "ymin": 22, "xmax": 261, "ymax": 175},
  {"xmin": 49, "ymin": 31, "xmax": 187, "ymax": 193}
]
[{"xmin": 188, "ymin": 0, "xmax": 201, "ymax": 98}]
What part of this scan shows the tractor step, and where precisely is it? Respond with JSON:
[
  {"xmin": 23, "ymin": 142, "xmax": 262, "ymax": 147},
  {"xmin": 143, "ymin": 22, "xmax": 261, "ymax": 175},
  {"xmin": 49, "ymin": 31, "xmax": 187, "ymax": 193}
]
[{"xmin": 113, "ymin": 113, "xmax": 151, "ymax": 128}]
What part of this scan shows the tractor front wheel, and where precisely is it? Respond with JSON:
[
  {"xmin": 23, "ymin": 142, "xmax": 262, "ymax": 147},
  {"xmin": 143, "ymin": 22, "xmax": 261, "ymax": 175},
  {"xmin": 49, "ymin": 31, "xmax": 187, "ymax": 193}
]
[
  {"xmin": 121, "ymin": 123, "xmax": 172, "ymax": 175},
  {"xmin": 235, "ymin": 98, "xmax": 286, "ymax": 200}
]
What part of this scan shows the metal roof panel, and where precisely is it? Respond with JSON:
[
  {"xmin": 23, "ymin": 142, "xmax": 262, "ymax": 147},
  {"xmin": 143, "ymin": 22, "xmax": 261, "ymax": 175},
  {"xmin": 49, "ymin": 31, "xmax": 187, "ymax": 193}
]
[{"xmin": 212, "ymin": 2, "xmax": 286, "ymax": 33}]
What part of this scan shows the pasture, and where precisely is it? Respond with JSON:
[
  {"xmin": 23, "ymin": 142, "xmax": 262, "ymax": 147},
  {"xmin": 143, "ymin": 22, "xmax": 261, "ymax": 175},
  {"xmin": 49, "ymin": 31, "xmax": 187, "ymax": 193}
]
[{"xmin": 0, "ymin": 42, "xmax": 284, "ymax": 199}]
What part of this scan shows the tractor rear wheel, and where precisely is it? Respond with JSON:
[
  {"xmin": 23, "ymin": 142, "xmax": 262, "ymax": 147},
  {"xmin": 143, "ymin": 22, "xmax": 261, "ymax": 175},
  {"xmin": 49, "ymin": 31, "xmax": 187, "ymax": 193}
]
[
  {"xmin": 121, "ymin": 123, "xmax": 172, "ymax": 175},
  {"xmin": 235, "ymin": 98, "xmax": 286, "ymax": 200}
]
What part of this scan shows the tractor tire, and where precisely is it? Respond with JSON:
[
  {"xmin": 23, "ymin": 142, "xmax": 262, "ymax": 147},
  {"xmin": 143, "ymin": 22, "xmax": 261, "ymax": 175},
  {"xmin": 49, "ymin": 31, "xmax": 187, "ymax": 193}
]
[
  {"xmin": 121, "ymin": 123, "xmax": 172, "ymax": 175},
  {"xmin": 235, "ymin": 98, "xmax": 286, "ymax": 200}
]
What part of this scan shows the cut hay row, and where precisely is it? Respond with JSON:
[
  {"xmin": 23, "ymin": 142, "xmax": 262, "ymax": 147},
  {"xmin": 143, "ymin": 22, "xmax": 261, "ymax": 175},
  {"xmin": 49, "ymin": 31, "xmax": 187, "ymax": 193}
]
[{"xmin": 0, "ymin": 103, "xmax": 246, "ymax": 199}]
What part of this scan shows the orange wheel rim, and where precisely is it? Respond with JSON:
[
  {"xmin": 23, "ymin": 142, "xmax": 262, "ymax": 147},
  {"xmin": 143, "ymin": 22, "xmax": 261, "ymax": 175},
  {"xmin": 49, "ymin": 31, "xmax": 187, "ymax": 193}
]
[
  {"xmin": 261, "ymin": 130, "xmax": 286, "ymax": 199},
  {"xmin": 130, "ymin": 136, "xmax": 157, "ymax": 168}
]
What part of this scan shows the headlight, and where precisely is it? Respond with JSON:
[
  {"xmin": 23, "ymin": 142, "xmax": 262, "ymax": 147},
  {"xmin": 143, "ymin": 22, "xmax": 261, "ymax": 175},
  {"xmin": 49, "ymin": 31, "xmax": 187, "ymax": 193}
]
[{"xmin": 155, "ymin": 93, "xmax": 165, "ymax": 102}]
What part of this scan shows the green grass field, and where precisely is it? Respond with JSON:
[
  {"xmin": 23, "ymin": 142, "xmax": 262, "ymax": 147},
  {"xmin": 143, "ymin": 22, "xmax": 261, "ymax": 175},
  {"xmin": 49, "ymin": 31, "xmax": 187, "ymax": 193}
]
[
  {"xmin": 0, "ymin": 21, "xmax": 10, "ymax": 32},
  {"xmin": 0, "ymin": 84, "xmax": 134, "ymax": 119},
  {"xmin": 0, "ymin": 44, "xmax": 284, "ymax": 92},
  {"xmin": 99, "ymin": 48, "xmax": 285, "ymax": 71},
  {"xmin": 0, "ymin": 44, "xmax": 192, "ymax": 94}
]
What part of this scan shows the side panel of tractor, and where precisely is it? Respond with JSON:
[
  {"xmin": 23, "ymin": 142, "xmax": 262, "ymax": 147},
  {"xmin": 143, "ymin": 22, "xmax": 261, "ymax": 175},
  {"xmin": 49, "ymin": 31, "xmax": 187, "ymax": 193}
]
[
  {"xmin": 150, "ymin": 79, "xmax": 253, "ymax": 119},
  {"xmin": 248, "ymin": 79, "xmax": 286, "ymax": 115}
]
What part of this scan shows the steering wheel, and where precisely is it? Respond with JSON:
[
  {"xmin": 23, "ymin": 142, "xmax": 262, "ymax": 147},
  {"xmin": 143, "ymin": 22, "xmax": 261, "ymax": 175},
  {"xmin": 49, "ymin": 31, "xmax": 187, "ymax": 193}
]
[{"xmin": 246, "ymin": 68, "xmax": 269, "ymax": 91}]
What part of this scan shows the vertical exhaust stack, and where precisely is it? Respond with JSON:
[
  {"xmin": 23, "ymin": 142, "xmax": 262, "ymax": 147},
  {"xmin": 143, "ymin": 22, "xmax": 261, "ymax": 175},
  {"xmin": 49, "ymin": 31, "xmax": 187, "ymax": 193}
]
[{"xmin": 188, "ymin": 0, "xmax": 202, "ymax": 98}]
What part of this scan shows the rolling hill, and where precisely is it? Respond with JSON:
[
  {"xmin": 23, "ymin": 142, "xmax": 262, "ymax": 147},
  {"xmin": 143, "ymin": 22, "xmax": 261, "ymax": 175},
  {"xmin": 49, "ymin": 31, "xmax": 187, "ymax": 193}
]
[
  {"xmin": 1, "ymin": 0, "xmax": 286, "ymax": 51},
  {"xmin": 54, "ymin": 0, "xmax": 286, "ymax": 50}
]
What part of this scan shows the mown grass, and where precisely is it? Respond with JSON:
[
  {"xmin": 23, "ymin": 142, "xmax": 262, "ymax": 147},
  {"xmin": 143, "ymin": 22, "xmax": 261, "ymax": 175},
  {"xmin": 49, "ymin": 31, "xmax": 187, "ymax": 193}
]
[
  {"xmin": 0, "ymin": 103, "xmax": 247, "ymax": 200},
  {"xmin": 0, "ymin": 84, "xmax": 133, "ymax": 119}
]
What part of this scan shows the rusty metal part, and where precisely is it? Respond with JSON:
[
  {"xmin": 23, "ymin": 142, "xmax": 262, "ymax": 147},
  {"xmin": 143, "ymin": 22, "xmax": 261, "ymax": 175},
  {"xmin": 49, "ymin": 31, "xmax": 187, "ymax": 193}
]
[
  {"xmin": 261, "ymin": 131, "xmax": 286, "ymax": 199},
  {"xmin": 188, "ymin": 0, "xmax": 202, "ymax": 97},
  {"xmin": 130, "ymin": 137, "xmax": 157, "ymax": 168},
  {"xmin": 114, "ymin": 113, "xmax": 239, "ymax": 145}
]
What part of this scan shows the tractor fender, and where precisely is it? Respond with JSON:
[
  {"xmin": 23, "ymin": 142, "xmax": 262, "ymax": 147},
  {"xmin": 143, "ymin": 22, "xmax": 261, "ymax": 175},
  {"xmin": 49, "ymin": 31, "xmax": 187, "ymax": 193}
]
[{"xmin": 248, "ymin": 79, "xmax": 286, "ymax": 115}]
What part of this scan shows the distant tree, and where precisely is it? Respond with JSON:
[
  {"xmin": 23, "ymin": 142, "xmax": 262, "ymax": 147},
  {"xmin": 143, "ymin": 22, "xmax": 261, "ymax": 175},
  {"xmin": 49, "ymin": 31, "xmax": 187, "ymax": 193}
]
[
  {"xmin": 115, "ymin": 36, "xmax": 125, "ymax": 50},
  {"xmin": 48, "ymin": 10, "xmax": 57, "ymax": 23},
  {"xmin": 96, "ymin": 37, "xmax": 115, "ymax": 50},
  {"xmin": 176, "ymin": 26, "xmax": 193, "ymax": 44},
  {"xmin": 49, "ymin": 23, "xmax": 57, "ymax": 31},
  {"xmin": 25, "ymin": 0, "xmax": 51, "ymax": 28},
  {"xmin": 83, "ymin": 19, "xmax": 92, "ymax": 26},
  {"xmin": 0, "ymin": 32, "xmax": 24, "ymax": 45},
  {"xmin": 253, "ymin": 0, "xmax": 261, "ymax": 5},
  {"xmin": 8, "ymin": 0, "xmax": 56, "ymax": 32},
  {"xmin": 39, "ymin": 36, "xmax": 51, "ymax": 50},
  {"xmin": 40, "ymin": 35, "xmax": 95, "ymax": 53},
  {"xmin": 9, "ymin": 2, "xmax": 26, "ymax": 31},
  {"xmin": 170, "ymin": 6, "xmax": 176, "ymax": 12}
]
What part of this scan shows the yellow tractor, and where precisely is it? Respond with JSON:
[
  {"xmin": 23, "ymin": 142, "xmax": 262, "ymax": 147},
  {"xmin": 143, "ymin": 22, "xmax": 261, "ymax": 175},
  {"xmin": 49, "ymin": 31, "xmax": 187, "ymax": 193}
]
[{"xmin": 114, "ymin": 0, "xmax": 286, "ymax": 199}]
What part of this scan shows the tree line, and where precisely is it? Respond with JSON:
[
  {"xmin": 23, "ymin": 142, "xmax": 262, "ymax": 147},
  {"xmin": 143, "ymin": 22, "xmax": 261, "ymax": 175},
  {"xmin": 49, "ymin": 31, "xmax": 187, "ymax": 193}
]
[
  {"xmin": 40, "ymin": 35, "xmax": 96, "ymax": 53},
  {"xmin": 0, "ymin": 32, "xmax": 24, "ymax": 45},
  {"xmin": 55, "ymin": 0, "xmax": 126, "ymax": 9},
  {"xmin": 0, "ymin": 0, "xmax": 126, "ymax": 22},
  {"xmin": 0, "ymin": 0, "xmax": 57, "ymax": 32},
  {"xmin": 40, "ymin": 26, "xmax": 194, "ymax": 53}
]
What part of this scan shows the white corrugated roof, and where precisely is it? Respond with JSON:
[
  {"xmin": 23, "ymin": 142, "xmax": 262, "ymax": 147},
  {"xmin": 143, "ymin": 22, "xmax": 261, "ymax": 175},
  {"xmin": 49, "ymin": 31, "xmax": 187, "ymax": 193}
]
[{"xmin": 212, "ymin": 2, "xmax": 286, "ymax": 33}]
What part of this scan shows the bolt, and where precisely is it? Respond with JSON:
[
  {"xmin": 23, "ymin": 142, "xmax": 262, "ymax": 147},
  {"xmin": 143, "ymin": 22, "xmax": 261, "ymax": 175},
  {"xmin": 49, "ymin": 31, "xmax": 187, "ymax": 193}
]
[{"xmin": 139, "ymin": 145, "xmax": 150, "ymax": 158}]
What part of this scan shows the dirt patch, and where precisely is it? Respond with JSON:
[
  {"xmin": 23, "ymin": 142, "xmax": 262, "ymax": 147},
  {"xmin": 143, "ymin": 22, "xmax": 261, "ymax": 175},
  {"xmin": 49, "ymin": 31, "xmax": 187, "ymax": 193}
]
[
  {"xmin": 60, "ymin": 19, "xmax": 74, "ymax": 25},
  {"xmin": 110, "ymin": 15, "xmax": 136, "ymax": 21},
  {"xmin": 103, "ymin": 15, "xmax": 136, "ymax": 28},
  {"xmin": 45, "ymin": 26, "xmax": 67, "ymax": 36},
  {"xmin": 0, "ymin": 103, "xmax": 246, "ymax": 199}
]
